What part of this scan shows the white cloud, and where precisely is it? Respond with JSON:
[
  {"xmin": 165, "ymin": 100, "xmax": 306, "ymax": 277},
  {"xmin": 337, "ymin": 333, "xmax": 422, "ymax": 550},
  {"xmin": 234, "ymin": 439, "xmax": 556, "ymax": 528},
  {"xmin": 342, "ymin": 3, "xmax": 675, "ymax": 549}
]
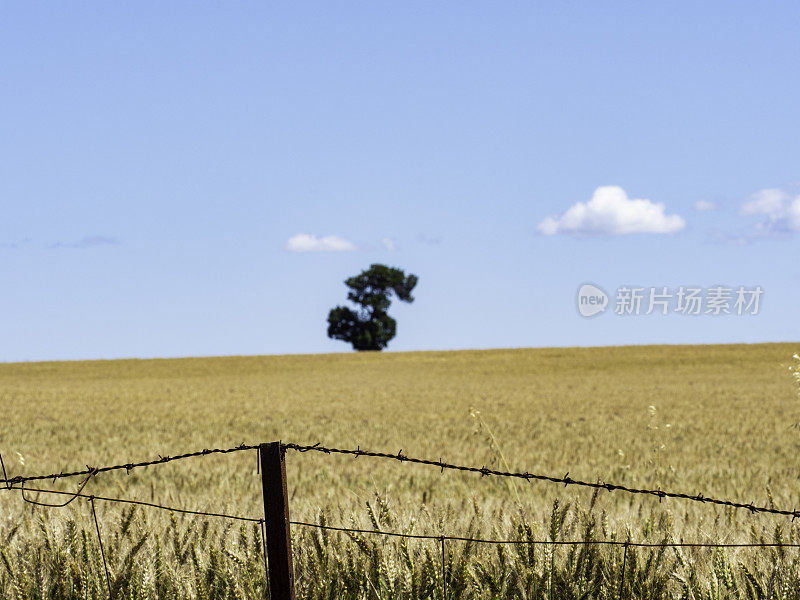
[
  {"xmin": 693, "ymin": 200, "xmax": 717, "ymax": 211},
  {"xmin": 740, "ymin": 189, "xmax": 789, "ymax": 216},
  {"xmin": 739, "ymin": 188, "xmax": 800, "ymax": 234},
  {"xmin": 538, "ymin": 186, "xmax": 686, "ymax": 236},
  {"xmin": 286, "ymin": 233, "xmax": 357, "ymax": 252},
  {"xmin": 381, "ymin": 238, "xmax": 397, "ymax": 251}
]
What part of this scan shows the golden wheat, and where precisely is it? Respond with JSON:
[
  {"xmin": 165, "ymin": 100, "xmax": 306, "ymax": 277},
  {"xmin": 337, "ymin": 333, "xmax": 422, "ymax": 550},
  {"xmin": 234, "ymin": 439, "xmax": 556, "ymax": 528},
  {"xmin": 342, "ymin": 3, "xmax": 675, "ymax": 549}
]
[{"xmin": 1, "ymin": 343, "xmax": 799, "ymax": 598}]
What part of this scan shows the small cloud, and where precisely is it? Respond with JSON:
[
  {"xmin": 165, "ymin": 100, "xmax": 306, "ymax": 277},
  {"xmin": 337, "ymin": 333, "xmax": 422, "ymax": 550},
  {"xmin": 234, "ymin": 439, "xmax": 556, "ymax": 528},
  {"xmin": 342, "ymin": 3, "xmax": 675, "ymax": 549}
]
[
  {"xmin": 381, "ymin": 238, "xmax": 397, "ymax": 251},
  {"xmin": 693, "ymin": 200, "xmax": 717, "ymax": 211},
  {"xmin": 538, "ymin": 186, "xmax": 686, "ymax": 236},
  {"xmin": 740, "ymin": 189, "xmax": 788, "ymax": 216},
  {"xmin": 50, "ymin": 235, "xmax": 119, "ymax": 249},
  {"xmin": 286, "ymin": 233, "xmax": 357, "ymax": 252},
  {"xmin": 739, "ymin": 188, "xmax": 800, "ymax": 234},
  {"xmin": 416, "ymin": 233, "xmax": 443, "ymax": 245}
]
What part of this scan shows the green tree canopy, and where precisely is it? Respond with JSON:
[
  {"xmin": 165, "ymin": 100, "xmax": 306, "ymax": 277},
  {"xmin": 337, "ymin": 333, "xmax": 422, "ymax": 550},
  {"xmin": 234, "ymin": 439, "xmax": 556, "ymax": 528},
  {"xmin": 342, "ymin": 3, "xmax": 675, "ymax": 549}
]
[{"xmin": 327, "ymin": 264, "xmax": 418, "ymax": 351}]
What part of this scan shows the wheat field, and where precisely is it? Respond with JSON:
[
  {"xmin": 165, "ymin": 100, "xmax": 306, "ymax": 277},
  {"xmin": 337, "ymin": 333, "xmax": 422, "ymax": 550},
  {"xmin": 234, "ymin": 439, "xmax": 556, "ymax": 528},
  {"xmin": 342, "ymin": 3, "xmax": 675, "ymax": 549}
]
[{"xmin": 1, "ymin": 343, "xmax": 799, "ymax": 598}]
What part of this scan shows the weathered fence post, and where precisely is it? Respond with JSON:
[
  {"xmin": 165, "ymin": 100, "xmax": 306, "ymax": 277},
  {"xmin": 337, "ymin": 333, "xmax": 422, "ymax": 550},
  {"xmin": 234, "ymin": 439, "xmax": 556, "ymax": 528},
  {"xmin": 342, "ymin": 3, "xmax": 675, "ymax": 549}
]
[{"xmin": 260, "ymin": 442, "xmax": 296, "ymax": 600}]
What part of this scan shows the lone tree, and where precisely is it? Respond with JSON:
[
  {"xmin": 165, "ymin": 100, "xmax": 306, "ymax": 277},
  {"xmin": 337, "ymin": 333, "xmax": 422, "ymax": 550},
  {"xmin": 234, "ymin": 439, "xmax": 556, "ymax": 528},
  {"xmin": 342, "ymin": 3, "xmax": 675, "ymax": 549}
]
[{"xmin": 327, "ymin": 264, "xmax": 418, "ymax": 351}]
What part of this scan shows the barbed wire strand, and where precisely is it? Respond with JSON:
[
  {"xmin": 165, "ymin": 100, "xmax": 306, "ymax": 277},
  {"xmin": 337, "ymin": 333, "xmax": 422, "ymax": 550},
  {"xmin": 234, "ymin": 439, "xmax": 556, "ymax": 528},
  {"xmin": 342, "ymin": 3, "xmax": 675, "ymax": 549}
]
[
  {"xmin": 3, "ymin": 441, "xmax": 800, "ymax": 519},
  {"xmin": 90, "ymin": 496, "xmax": 113, "ymax": 600},
  {"xmin": 283, "ymin": 442, "xmax": 800, "ymax": 519},
  {"xmin": 0, "ymin": 444, "xmax": 259, "ymax": 488}
]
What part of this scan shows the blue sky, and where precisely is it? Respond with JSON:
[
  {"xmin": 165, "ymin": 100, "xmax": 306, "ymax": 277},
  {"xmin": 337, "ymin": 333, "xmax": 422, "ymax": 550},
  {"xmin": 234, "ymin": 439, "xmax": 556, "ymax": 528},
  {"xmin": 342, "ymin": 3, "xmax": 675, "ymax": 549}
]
[{"xmin": 1, "ymin": 2, "xmax": 799, "ymax": 362}]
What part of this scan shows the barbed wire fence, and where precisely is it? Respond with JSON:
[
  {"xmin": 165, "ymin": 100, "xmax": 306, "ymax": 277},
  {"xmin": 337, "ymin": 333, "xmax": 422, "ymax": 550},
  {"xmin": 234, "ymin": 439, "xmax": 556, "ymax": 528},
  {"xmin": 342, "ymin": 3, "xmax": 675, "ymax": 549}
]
[{"xmin": 2, "ymin": 440, "xmax": 800, "ymax": 600}]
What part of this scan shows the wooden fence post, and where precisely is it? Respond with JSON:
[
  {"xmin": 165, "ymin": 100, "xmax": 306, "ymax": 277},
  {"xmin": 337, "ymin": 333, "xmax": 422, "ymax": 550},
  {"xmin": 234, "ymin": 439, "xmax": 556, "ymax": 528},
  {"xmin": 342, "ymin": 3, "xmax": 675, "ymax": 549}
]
[{"xmin": 260, "ymin": 442, "xmax": 296, "ymax": 600}]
